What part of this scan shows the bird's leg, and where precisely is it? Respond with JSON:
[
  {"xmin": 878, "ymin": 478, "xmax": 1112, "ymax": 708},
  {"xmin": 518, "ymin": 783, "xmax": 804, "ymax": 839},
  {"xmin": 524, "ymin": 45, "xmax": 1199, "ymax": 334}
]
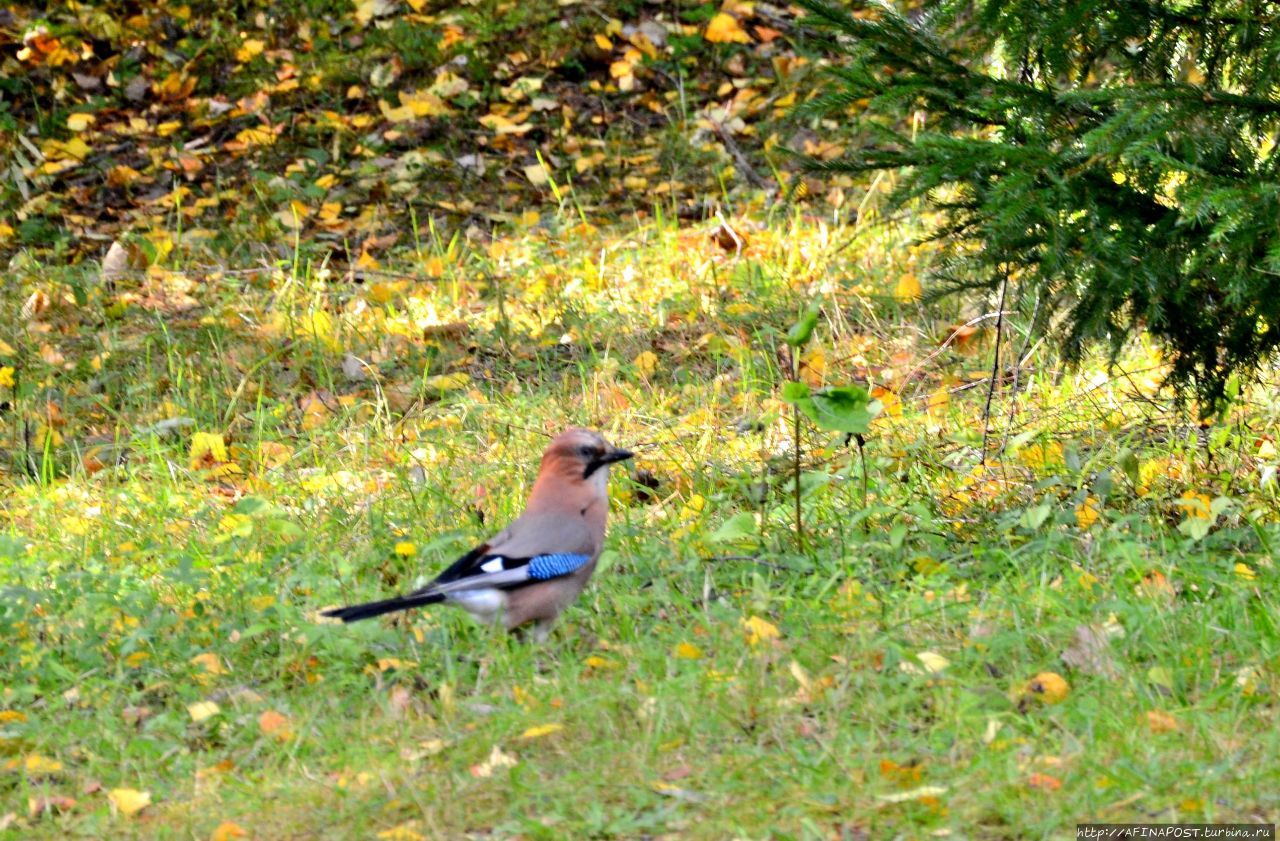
[
  {"xmin": 507, "ymin": 620, "xmax": 551, "ymax": 644},
  {"xmin": 530, "ymin": 620, "xmax": 554, "ymax": 644}
]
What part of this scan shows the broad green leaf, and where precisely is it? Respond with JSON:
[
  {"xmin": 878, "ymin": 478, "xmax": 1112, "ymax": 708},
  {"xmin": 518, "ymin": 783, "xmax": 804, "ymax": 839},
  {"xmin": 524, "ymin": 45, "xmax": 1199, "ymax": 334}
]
[
  {"xmin": 710, "ymin": 512, "xmax": 757, "ymax": 542},
  {"xmin": 1020, "ymin": 503, "xmax": 1053, "ymax": 530},
  {"xmin": 783, "ymin": 382, "xmax": 878, "ymax": 434},
  {"xmin": 809, "ymin": 385, "xmax": 877, "ymax": 433},
  {"xmin": 233, "ymin": 496, "xmax": 272, "ymax": 516},
  {"xmin": 784, "ymin": 303, "xmax": 821, "ymax": 348},
  {"xmin": 1179, "ymin": 517, "xmax": 1210, "ymax": 541},
  {"xmin": 1116, "ymin": 448, "xmax": 1140, "ymax": 487},
  {"xmin": 780, "ymin": 381, "xmax": 811, "ymax": 402}
]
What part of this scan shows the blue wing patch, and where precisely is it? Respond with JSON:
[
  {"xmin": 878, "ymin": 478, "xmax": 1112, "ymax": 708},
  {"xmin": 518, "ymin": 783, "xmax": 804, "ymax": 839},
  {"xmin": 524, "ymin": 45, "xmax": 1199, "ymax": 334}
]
[{"xmin": 527, "ymin": 553, "xmax": 591, "ymax": 580}]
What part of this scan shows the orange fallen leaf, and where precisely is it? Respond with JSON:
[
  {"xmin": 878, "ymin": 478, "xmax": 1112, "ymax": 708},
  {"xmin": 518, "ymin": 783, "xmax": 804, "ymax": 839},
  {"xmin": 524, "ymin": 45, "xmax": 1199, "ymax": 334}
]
[
  {"xmin": 211, "ymin": 821, "xmax": 249, "ymax": 841},
  {"xmin": 941, "ymin": 323, "xmax": 979, "ymax": 349},
  {"xmin": 1027, "ymin": 772, "xmax": 1062, "ymax": 790},
  {"xmin": 1139, "ymin": 570, "xmax": 1175, "ymax": 599},
  {"xmin": 27, "ymin": 795, "xmax": 76, "ymax": 817},
  {"xmin": 258, "ymin": 710, "xmax": 293, "ymax": 741}
]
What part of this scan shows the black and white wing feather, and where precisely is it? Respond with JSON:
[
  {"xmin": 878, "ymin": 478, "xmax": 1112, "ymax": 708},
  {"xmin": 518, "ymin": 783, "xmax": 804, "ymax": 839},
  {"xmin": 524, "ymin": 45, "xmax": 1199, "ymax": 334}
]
[
  {"xmin": 426, "ymin": 545, "xmax": 592, "ymax": 594},
  {"xmin": 321, "ymin": 532, "xmax": 592, "ymax": 624}
]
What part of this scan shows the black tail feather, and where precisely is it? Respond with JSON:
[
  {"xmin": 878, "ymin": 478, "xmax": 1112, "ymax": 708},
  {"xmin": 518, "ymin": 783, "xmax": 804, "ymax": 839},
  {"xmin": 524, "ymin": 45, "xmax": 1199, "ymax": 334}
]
[{"xmin": 322, "ymin": 591, "xmax": 446, "ymax": 622}]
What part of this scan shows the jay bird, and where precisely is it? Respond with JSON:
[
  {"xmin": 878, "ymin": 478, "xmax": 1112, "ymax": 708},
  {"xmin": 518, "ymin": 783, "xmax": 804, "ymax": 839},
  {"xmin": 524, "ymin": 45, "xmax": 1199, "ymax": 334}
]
[{"xmin": 323, "ymin": 428, "xmax": 633, "ymax": 639}]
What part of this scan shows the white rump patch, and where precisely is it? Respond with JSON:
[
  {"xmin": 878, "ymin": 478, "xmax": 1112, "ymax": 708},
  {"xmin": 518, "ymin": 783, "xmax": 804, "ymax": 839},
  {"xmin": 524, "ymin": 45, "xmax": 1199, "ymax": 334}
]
[
  {"xmin": 479, "ymin": 557, "xmax": 505, "ymax": 574},
  {"xmin": 448, "ymin": 588, "xmax": 507, "ymax": 623}
]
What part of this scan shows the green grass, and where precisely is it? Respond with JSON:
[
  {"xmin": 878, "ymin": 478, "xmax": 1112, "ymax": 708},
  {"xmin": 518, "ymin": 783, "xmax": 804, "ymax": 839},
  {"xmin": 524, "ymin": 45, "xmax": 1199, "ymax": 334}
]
[
  {"xmin": 6, "ymin": 0, "xmax": 1279, "ymax": 835},
  {"xmin": 2, "ymin": 205, "xmax": 1278, "ymax": 839}
]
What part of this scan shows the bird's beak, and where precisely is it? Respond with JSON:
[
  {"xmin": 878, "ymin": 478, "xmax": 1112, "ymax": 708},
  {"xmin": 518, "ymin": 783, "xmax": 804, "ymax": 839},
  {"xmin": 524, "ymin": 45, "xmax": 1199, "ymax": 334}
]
[
  {"xmin": 583, "ymin": 445, "xmax": 634, "ymax": 479},
  {"xmin": 601, "ymin": 447, "xmax": 634, "ymax": 465}
]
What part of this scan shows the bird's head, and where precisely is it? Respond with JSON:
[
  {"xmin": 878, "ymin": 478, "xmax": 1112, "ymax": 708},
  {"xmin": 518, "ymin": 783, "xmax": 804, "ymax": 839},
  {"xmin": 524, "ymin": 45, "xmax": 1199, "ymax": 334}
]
[{"xmin": 542, "ymin": 428, "xmax": 634, "ymax": 483}]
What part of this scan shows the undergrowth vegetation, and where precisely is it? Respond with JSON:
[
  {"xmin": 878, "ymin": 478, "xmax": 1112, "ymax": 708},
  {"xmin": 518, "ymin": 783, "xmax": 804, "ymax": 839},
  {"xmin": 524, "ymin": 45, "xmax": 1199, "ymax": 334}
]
[{"xmin": 2, "ymin": 204, "xmax": 1278, "ymax": 838}]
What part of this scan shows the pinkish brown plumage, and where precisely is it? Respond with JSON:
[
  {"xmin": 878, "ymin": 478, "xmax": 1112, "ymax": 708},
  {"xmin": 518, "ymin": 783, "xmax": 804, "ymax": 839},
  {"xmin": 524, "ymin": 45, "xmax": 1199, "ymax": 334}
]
[{"xmin": 323, "ymin": 428, "xmax": 632, "ymax": 640}]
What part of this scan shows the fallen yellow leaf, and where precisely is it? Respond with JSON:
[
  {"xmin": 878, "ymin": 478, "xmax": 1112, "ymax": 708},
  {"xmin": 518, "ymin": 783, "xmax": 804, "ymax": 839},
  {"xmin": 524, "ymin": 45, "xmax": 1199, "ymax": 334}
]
[
  {"xmin": 377, "ymin": 822, "xmax": 427, "ymax": 841},
  {"xmin": 190, "ymin": 652, "xmax": 228, "ymax": 676},
  {"xmin": 894, "ymin": 272, "xmax": 922, "ymax": 302},
  {"xmin": 478, "ymin": 112, "xmax": 533, "ymax": 135},
  {"xmin": 188, "ymin": 700, "xmax": 221, "ymax": 723},
  {"xmin": 13, "ymin": 754, "xmax": 62, "ymax": 775},
  {"xmin": 674, "ymin": 642, "xmax": 704, "ymax": 660},
  {"xmin": 108, "ymin": 788, "xmax": 151, "ymax": 817},
  {"xmin": 374, "ymin": 658, "xmax": 416, "ymax": 672},
  {"xmin": 66, "ymin": 112, "xmax": 96, "ymax": 132},
  {"xmin": 926, "ymin": 386, "xmax": 949, "ymax": 416},
  {"xmin": 258, "ymin": 440, "xmax": 293, "ymax": 469},
  {"xmin": 379, "ymin": 100, "xmax": 416, "ymax": 123},
  {"xmin": 189, "ymin": 431, "xmax": 229, "ymax": 471},
  {"xmin": 424, "ymin": 372, "xmax": 471, "ymax": 393},
  {"xmin": 705, "ymin": 12, "xmax": 752, "ymax": 44},
  {"xmin": 1178, "ymin": 492, "xmax": 1213, "ymax": 521},
  {"xmin": 470, "ymin": 745, "xmax": 517, "ymax": 778},
  {"xmin": 518, "ymin": 723, "xmax": 564, "ymax": 740},
  {"xmin": 915, "ymin": 651, "xmax": 949, "ymax": 674},
  {"xmin": 1024, "ymin": 672, "xmax": 1070, "ymax": 704},
  {"xmin": 234, "ymin": 125, "xmax": 275, "ymax": 147},
  {"xmin": 741, "ymin": 615, "xmax": 780, "ymax": 647},
  {"xmin": 634, "ymin": 350, "xmax": 659, "ymax": 378},
  {"xmin": 1075, "ymin": 496, "xmax": 1101, "ymax": 529},
  {"xmin": 1235, "ymin": 665, "xmax": 1261, "ymax": 695},
  {"xmin": 42, "ymin": 136, "xmax": 92, "ymax": 161},
  {"xmin": 523, "ymin": 162, "xmax": 551, "ymax": 186},
  {"xmin": 235, "ymin": 38, "xmax": 265, "ymax": 62},
  {"xmin": 875, "ymin": 785, "xmax": 948, "ymax": 803},
  {"xmin": 400, "ymin": 89, "xmax": 453, "ymax": 117}
]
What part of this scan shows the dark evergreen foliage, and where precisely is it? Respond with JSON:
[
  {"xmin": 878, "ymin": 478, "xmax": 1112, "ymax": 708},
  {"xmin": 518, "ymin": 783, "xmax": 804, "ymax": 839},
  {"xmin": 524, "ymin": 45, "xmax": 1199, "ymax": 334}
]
[{"xmin": 799, "ymin": 0, "xmax": 1280, "ymax": 406}]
